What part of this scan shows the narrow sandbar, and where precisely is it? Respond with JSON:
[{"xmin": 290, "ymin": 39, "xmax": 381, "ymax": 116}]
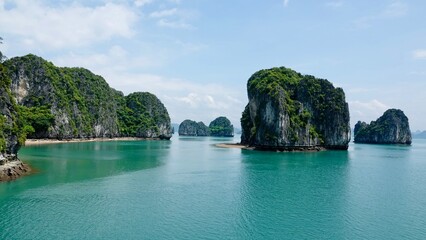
[{"xmin": 215, "ymin": 143, "xmax": 252, "ymax": 149}]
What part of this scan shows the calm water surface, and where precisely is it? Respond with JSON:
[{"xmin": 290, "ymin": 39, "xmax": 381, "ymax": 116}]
[{"xmin": 1, "ymin": 136, "xmax": 426, "ymax": 239}]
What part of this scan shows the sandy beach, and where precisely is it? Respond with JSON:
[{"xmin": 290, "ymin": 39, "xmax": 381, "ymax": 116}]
[{"xmin": 215, "ymin": 143, "xmax": 252, "ymax": 149}]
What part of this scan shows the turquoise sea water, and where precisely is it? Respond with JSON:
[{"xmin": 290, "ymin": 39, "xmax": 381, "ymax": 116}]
[{"xmin": 1, "ymin": 136, "xmax": 426, "ymax": 239}]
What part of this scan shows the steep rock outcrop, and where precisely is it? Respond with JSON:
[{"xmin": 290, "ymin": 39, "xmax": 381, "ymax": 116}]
[
  {"xmin": 118, "ymin": 92, "xmax": 172, "ymax": 139},
  {"xmin": 0, "ymin": 61, "xmax": 21, "ymax": 160},
  {"xmin": 178, "ymin": 120, "xmax": 209, "ymax": 136},
  {"xmin": 5, "ymin": 55, "xmax": 120, "ymax": 139},
  {"xmin": 5, "ymin": 54, "xmax": 173, "ymax": 140},
  {"xmin": 0, "ymin": 61, "xmax": 30, "ymax": 181},
  {"xmin": 209, "ymin": 116, "xmax": 234, "ymax": 137},
  {"xmin": 241, "ymin": 67, "xmax": 351, "ymax": 150},
  {"xmin": 354, "ymin": 109, "xmax": 412, "ymax": 144}
]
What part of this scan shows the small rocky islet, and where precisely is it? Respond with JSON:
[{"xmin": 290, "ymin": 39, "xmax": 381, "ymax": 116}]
[
  {"xmin": 178, "ymin": 120, "xmax": 210, "ymax": 136},
  {"xmin": 354, "ymin": 109, "xmax": 412, "ymax": 145},
  {"xmin": 178, "ymin": 116, "xmax": 234, "ymax": 137}
]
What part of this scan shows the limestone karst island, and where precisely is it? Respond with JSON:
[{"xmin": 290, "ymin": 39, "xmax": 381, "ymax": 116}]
[
  {"xmin": 240, "ymin": 67, "xmax": 351, "ymax": 151},
  {"xmin": 1, "ymin": 54, "xmax": 173, "ymax": 181},
  {"xmin": 354, "ymin": 109, "xmax": 412, "ymax": 145},
  {"xmin": 178, "ymin": 116, "xmax": 234, "ymax": 137}
]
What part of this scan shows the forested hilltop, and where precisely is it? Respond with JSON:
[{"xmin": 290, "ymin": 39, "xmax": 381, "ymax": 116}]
[{"xmin": 3, "ymin": 54, "xmax": 172, "ymax": 141}]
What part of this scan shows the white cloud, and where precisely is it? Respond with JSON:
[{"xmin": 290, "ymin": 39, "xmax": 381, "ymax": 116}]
[
  {"xmin": 0, "ymin": 1, "xmax": 138, "ymax": 49},
  {"xmin": 150, "ymin": 8, "xmax": 178, "ymax": 18},
  {"xmin": 157, "ymin": 19, "xmax": 193, "ymax": 29},
  {"xmin": 135, "ymin": 0, "xmax": 154, "ymax": 7},
  {"xmin": 349, "ymin": 99, "xmax": 389, "ymax": 125},
  {"xmin": 149, "ymin": 7, "xmax": 197, "ymax": 29},
  {"xmin": 412, "ymin": 49, "xmax": 426, "ymax": 60},
  {"xmin": 283, "ymin": 0, "xmax": 289, "ymax": 7},
  {"xmin": 354, "ymin": 1, "xmax": 408, "ymax": 28}
]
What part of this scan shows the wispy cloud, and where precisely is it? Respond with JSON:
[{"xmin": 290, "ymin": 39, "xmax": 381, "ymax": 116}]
[
  {"xmin": 326, "ymin": 1, "xmax": 344, "ymax": 8},
  {"xmin": 157, "ymin": 19, "xmax": 193, "ymax": 29},
  {"xmin": 134, "ymin": 0, "xmax": 153, "ymax": 7},
  {"xmin": 381, "ymin": 1, "xmax": 408, "ymax": 18},
  {"xmin": 354, "ymin": 1, "xmax": 408, "ymax": 28},
  {"xmin": 149, "ymin": 7, "xmax": 197, "ymax": 29},
  {"xmin": 283, "ymin": 0, "xmax": 289, "ymax": 7},
  {"xmin": 150, "ymin": 8, "xmax": 178, "ymax": 18},
  {"xmin": 349, "ymin": 99, "xmax": 389, "ymax": 125},
  {"xmin": 412, "ymin": 49, "xmax": 426, "ymax": 60},
  {"xmin": 0, "ymin": 1, "xmax": 138, "ymax": 49}
]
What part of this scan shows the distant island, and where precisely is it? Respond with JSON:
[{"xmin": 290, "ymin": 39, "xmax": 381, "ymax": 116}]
[
  {"xmin": 412, "ymin": 130, "xmax": 426, "ymax": 139},
  {"xmin": 240, "ymin": 67, "xmax": 351, "ymax": 151},
  {"xmin": 178, "ymin": 116, "xmax": 234, "ymax": 137},
  {"xmin": 354, "ymin": 109, "xmax": 412, "ymax": 145},
  {"xmin": 178, "ymin": 120, "xmax": 210, "ymax": 136}
]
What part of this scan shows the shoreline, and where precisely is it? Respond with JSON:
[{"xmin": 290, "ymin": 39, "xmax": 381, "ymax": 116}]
[
  {"xmin": 215, "ymin": 143, "xmax": 327, "ymax": 152},
  {"xmin": 24, "ymin": 137, "xmax": 162, "ymax": 146},
  {"xmin": 0, "ymin": 159, "xmax": 31, "ymax": 182},
  {"xmin": 215, "ymin": 143, "xmax": 253, "ymax": 149}
]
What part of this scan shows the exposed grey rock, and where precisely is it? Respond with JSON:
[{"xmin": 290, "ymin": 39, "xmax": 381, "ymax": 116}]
[
  {"xmin": 354, "ymin": 109, "xmax": 412, "ymax": 144},
  {"xmin": 178, "ymin": 120, "xmax": 209, "ymax": 136},
  {"xmin": 209, "ymin": 116, "xmax": 234, "ymax": 137},
  {"xmin": 241, "ymin": 67, "xmax": 351, "ymax": 150}
]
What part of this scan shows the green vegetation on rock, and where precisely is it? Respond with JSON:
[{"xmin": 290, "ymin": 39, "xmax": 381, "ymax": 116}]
[
  {"xmin": 241, "ymin": 66, "xmax": 350, "ymax": 150},
  {"xmin": 354, "ymin": 109, "xmax": 411, "ymax": 144},
  {"xmin": 3, "ymin": 54, "xmax": 172, "ymax": 140},
  {"xmin": 178, "ymin": 120, "xmax": 209, "ymax": 136},
  {"xmin": 178, "ymin": 117, "xmax": 234, "ymax": 137},
  {"xmin": 0, "ymin": 60, "xmax": 26, "ymax": 155},
  {"xmin": 17, "ymin": 105, "xmax": 55, "ymax": 138},
  {"xmin": 118, "ymin": 92, "xmax": 172, "ymax": 139},
  {"xmin": 209, "ymin": 117, "xmax": 234, "ymax": 137}
]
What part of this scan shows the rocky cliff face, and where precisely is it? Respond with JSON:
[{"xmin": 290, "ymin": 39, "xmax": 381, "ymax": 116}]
[
  {"xmin": 241, "ymin": 67, "xmax": 351, "ymax": 150},
  {"xmin": 4, "ymin": 54, "xmax": 172, "ymax": 140},
  {"xmin": 5, "ymin": 55, "xmax": 120, "ymax": 139},
  {"xmin": 354, "ymin": 109, "xmax": 412, "ymax": 144},
  {"xmin": 209, "ymin": 116, "xmax": 234, "ymax": 137},
  {"xmin": 118, "ymin": 92, "xmax": 172, "ymax": 139},
  {"xmin": 0, "ymin": 62, "xmax": 21, "ymax": 161},
  {"xmin": 0, "ymin": 60, "xmax": 30, "ymax": 180},
  {"xmin": 178, "ymin": 120, "xmax": 209, "ymax": 136}
]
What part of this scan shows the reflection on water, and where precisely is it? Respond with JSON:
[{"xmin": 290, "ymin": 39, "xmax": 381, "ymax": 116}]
[
  {"xmin": 0, "ymin": 140, "xmax": 171, "ymax": 197},
  {"xmin": 238, "ymin": 150, "xmax": 350, "ymax": 238}
]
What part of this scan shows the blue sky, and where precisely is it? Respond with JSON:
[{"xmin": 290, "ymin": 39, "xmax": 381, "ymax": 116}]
[{"xmin": 1, "ymin": 0, "xmax": 425, "ymax": 131}]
